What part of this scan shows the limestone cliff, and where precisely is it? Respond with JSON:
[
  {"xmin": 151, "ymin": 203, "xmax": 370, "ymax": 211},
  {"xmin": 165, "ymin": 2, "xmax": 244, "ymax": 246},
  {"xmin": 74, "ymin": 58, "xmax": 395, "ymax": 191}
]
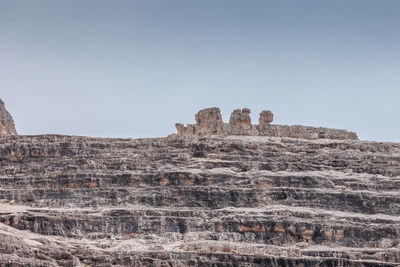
[{"xmin": 0, "ymin": 104, "xmax": 399, "ymax": 267}]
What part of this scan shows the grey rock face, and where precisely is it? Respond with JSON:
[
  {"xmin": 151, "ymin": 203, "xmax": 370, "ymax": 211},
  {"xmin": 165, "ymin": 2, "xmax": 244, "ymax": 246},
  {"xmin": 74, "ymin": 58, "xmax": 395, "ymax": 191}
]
[
  {"xmin": 0, "ymin": 134, "xmax": 400, "ymax": 266},
  {"xmin": 0, "ymin": 99, "xmax": 17, "ymax": 138}
]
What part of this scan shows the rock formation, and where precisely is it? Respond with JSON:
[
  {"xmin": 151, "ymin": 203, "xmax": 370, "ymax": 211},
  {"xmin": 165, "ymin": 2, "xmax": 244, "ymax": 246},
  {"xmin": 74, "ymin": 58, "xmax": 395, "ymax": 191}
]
[
  {"xmin": 194, "ymin": 107, "xmax": 224, "ymax": 136},
  {"xmin": 176, "ymin": 107, "xmax": 358, "ymax": 140},
  {"xmin": 259, "ymin": 110, "xmax": 274, "ymax": 126},
  {"xmin": 229, "ymin": 108, "xmax": 252, "ymax": 128},
  {"xmin": 176, "ymin": 107, "xmax": 224, "ymax": 136},
  {"xmin": 0, "ymin": 98, "xmax": 17, "ymax": 138},
  {"xmin": 2, "ymin": 101, "xmax": 400, "ymax": 266}
]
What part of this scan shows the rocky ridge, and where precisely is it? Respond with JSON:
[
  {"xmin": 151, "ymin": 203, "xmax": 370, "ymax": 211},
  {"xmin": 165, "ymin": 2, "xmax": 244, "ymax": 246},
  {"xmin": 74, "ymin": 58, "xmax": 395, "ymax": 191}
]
[
  {"xmin": 0, "ymin": 102, "xmax": 400, "ymax": 266},
  {"xmin": 175, "ymin": 107, "xmax": 358, "ymax": 140}
]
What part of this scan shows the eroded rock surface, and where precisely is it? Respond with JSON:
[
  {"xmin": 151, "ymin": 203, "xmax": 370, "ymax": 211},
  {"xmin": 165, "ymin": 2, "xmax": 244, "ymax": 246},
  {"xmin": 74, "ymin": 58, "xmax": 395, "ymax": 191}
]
[
  {"xmin": 176, "ymin": 107, "xmax": 358, "ymax": 140},
  {"xmin": 259, "ymin": 110, "xmax": 274, "ymax": 126},
  {"xmin": 1, "ymin": 133, "xmax": 400, "ymax": 266},
  {"xmin": 229, "ymin": 108, "xmax": 251, "ymax": 128},
  {"xmin": 0, "ymin": 99, "xmax": 17, "ymax": 138}
]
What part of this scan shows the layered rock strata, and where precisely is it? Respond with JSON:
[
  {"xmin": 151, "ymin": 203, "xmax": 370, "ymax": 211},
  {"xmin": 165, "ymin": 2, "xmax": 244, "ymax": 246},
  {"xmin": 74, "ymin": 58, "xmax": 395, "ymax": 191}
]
[
  {"xmin": 0, "ymin": 99, "xmax": 17, "ymax": 138},
  {"xmin": 176, "ymin": 107, "xmax": 358, "ymax": 140},
  {"xmin": 0, "ymin": 102, "xmax": 399, "ymax": 266},
  {"xmin": 1, "ymin": 134, "xmax": 400, "ymax": 266}
]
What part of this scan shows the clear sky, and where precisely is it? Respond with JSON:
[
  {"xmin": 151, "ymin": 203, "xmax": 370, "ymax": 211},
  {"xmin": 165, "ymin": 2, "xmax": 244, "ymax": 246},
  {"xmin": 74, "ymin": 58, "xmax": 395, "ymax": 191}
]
[{"xmin": 1, "ymin": 1, "xmax": 399, "ymax": 141}]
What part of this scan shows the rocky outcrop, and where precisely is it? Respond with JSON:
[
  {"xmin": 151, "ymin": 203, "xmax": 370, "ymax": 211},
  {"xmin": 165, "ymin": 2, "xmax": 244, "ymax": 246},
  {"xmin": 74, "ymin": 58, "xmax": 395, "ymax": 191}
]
[
  {"xmin": 176, "ymin": 107, "xmax": 224, "ymax": 136},
  {"xmin": 229, "ymin": 108, "xmax": 251, "ymax": 128},
  {"xmin": 0, "ymin": 99, "xmax": 17, "ymax": 138},
  {"xmin": 194, "ymin": 107, "xmax": 224, "ymax": 136},
  {"xmin": 259, "ymin": 110, "xmax": 274, "ymax": 126},
  {"xmin": 176, "ymin": 107, "xmax": 358, "ymax": 140}
]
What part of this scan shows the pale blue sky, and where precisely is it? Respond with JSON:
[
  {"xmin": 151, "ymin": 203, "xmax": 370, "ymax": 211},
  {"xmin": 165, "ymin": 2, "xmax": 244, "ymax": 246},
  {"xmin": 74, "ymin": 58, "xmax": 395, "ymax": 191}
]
[{"xmin": 1, "ymin": 1, "xmax": 399, "ymax": 141}]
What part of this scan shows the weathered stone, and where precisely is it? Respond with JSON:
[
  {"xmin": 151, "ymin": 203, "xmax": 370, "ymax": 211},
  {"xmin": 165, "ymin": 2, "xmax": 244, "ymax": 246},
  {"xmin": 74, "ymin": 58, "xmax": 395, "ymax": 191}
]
[
  {"xmin": 176, "ymin": 107, "xmax": 224, "ymax": 136},
  {"xmin": 259, "ymin": 110, "xmax": 274, "ymax": 126},
  {"xmin": 175, "ymin": 123, "xmax": 185, "ymax": 136},
  {"xmin": 0, "ymin": 134, "xmax": 399, "ymax": 265},
  {"xmin": 194, "ymin": 107, "xmax": 224, "ymax": 136},
  {"xmin": 1, "ymin": 104, "xmax": 398, "ymax": 266},
  {"xmin": 176, "ymin": 107, "xmax": 358, "ymax": 140},
  {"xmin": 0, "ymin": 98, "xmax": 17, "ymax": 138},
  {"xmin": 229, "ymin": 108, "xmax": 251, "ymax": 128},
  {"xmin": 258, "ymin": 124, "xmax": 358, "ymax": 140}
]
